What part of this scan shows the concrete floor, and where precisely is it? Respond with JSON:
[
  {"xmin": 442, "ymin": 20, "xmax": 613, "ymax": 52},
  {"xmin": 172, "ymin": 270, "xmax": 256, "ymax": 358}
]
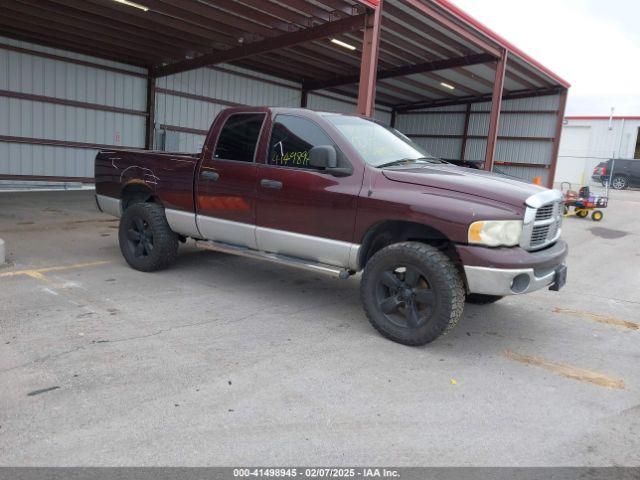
[{"xmin": 1, "ymin": 189, "xmax": 639, "ymax": 466}]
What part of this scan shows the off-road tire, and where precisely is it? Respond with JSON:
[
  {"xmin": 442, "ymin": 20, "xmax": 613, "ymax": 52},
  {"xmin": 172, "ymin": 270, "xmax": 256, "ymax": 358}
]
[
  {"xmin": 118, "ymin": 202, "xmax": 178, "ymax": 272},
  {"xmin": 360, "ymin": 241, "xmax": 465, "ymax": 346},
  {"xmin": 466, "ymin": 293, "xmax": 503, "ymax": 304},
  {"xmin": 611, "ymin": 175, "xmax": 628, "ymax": 190}
]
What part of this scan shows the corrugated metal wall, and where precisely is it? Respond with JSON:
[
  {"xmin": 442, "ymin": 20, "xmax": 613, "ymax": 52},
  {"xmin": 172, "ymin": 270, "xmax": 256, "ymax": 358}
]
[
  {"xmin": 155, "ymin": 73, "xmax": 392, "ymax": 154},
  {"xmin": 396, "ymin": 94, "xmax": 561, "ymax": 184},
  {"xmin": 155, "ymin": 65, "xmax": 302, "ymax": 153},
  {"xmin": 0, "ymin": 36, "xmax": 405, "ymax": 182},
  {"xmin": 0, "ymin": 35, "xmax": 147, "ymax": 180},
  {"xmin": 307, "ymin": 91, "xmax": 392, "ymax": 125}
]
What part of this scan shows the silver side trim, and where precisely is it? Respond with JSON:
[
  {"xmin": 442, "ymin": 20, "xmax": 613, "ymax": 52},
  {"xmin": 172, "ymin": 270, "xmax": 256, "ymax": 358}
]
[
  {"xmin": 196, "ymin": 240, "xmax": 352, "ymax": 279},
  {"xmin": 165, "ymin": 209, "xmax": 201, "ymax": 238},
  {"xmin": 464, "ymin": 264, "xmax": 563, "ymax": 296},
  {"xmin": 96, "ymin": 194, "xmax": 121, "ymax": 218},
  {"xmin": 196, "ymin": 215, "xmax": 258, "ymax": 249},
  {"xmin": 256, "ymin": 226, "xmax": 358, "ymax": 270},
  {"xmin": 348, "ymin": 244, "xmax": 361, "ymax": 271},
  {"xmin": 189, "ymin": 215, "xmax": 361, "ymax": 270}
]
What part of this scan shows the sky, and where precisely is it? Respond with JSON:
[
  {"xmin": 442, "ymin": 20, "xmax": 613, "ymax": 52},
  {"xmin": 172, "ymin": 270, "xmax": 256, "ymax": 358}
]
[{"xmin": 450, "ymin": 0, "xmax": 640, "ymax": 115}]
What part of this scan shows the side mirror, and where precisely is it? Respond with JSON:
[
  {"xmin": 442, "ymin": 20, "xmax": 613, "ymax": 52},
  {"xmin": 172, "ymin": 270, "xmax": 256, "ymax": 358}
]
[{"xmin": 309, "ymin": 145, "xmax": 337, "ymax": 169}]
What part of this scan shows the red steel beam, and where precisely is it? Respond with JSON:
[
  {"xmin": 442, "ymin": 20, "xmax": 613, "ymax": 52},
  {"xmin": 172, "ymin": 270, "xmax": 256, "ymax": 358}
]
[
  {"xmin": 460, "ymin": 103, "xmax": 471, "ymax": 161},
  {"xmin": 306, "ymin": 52, "xmax": 493, "ymax": 90},
  {"xmin": 0, "ymin": 27, "xmax": 149, "ymax": 66},
  {"xmin": 153, "ymin": 14, "xmax": 366, "ymax": 78},
  {"xmin": 395, "ymin": 86, "xmax": 562, "ymax": 111},
  {"xmin": 0, "ymin": 43, "xmax": 147, "ymax": 78},
  {"xmin": 6, "ymin": 0, "xmax": 190, "ymax": 57},
  {"xmin": 0, "ymin": 14, "xmax": 166, "ymax": 63},
  {"xmin": 546, "ymin": 88, "xmax": 568, "ymax": 188},
  {"xmin": 402, "ymin": 0, "xmax": 501, "ymax": 58},
  {"xmin": 0, "ymin": 174, "xmax": 95, "ymax": 183},
  {"xmin": 484, "ymin": 51, "xmax": 507, "ymax": 171},
  {"xmin": 160, "ymin": 124, "xmax": 209, "ymax": 136},
  {"xmin": 0, "ymin": 135, "xmax": 140, "ymax": 150},
  {"xmin": 356, "ymin": 3, "xmax": 383, "ymax": 117},
  {"xmin": 45, "ymin": 0, "xmax": 221, "ymax": 49},
  {"xmin": 0, "ymin": 89, "xmax": 147, "ymax": 116}
]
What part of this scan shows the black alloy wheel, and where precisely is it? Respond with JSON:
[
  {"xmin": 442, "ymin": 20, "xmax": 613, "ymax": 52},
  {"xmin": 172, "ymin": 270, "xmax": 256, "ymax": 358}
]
[
  {"xmin": 375, "ymin": 265, "xmax": 435, "ymax": 329},
  {"xmin": 360, "ymin": 242, "xmax": 465, "ymax": 346},
  {"xmin": 118, "ymin": 202, "xmax": 178, "ymax": 272},
  {"xmin": 125, "ymin": 216, "xmax": 154, "ymax": 259}
]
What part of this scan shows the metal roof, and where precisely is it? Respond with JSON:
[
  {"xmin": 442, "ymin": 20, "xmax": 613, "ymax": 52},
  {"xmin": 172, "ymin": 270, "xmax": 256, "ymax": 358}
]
[{"xmin": 0, "ymin": 0, "xmax": 568, "ymax": 110}]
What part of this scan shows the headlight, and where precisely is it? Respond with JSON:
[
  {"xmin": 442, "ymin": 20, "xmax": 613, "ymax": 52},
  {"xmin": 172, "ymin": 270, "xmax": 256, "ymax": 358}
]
[{"xmin": 468, "ymin": 220, "xmax": 523, "ymax": 247}]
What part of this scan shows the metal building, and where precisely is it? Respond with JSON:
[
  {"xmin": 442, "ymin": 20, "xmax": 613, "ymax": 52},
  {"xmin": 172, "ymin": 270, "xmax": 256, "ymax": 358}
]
[
  {"xmin": 555, "ymin": 116, "xmax": 640, "ymax": 186},
  {"xmin": 0, "ymin": 0, "xmax": 569, "ymax": 188}
]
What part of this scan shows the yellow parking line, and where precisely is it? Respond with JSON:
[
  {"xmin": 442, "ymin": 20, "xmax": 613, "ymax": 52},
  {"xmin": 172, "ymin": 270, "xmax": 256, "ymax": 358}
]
[
  {"xmin": 0, "ymin": 260, "xmax": 110, "ymax": 278},
  {"xmin": 504, "ymin": 349, "xmax": 625, "ymax": 389},
  {"xmin": 24, "ymin": 271, "xmax": 49, "ymax": 282},
  {"xmin": 554, "ymin": 307, "xmax": 639, "ymax": 331}
]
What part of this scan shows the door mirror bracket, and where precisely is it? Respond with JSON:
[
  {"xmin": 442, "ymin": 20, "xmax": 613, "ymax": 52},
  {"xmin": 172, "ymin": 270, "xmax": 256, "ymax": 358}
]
[
  {"xmin": 309, "ymin": 145, "xmax": 337, "ymax": 169},
  {"xmin": 309, "ymin": 145, "xmax": 352, "ymax": 176}
]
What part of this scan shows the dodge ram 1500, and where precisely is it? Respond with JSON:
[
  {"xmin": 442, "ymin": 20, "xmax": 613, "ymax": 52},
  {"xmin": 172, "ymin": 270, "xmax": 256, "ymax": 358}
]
[{"xmin": 95, "ymin": 107, "xmax": 567, "ymax": 346}]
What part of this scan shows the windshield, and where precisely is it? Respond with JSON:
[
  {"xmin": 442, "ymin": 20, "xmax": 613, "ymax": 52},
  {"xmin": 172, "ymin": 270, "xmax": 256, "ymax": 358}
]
[{"xmin": 325, "ymin": 115, "xmax": 443, "ymax": 167}]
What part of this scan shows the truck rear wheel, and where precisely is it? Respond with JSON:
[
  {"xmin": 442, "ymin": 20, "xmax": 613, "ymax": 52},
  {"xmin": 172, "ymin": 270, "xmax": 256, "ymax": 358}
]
[
  {"xmin": 466, "ymin": 293, "xmax": 503, "ymax": 304},
  {"xmin": 360, "ymin": 242, "xmax": 465, "ymax": 346},
  {"xmin": 118, "ymin": 202, "xmax": 178, "ymax": 272}
]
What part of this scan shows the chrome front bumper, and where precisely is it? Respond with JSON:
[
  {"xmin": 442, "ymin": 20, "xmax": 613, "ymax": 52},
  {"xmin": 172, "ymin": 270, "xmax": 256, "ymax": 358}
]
[{"xmin": 464, "ymin": 263, "xmax": 565, "ymax": 296}]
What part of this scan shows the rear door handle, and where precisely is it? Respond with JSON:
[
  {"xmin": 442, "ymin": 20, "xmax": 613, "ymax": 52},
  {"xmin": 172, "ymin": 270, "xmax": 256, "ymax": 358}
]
[
  {"xmin": 201, "ymin": 170, "xmax": 219, "ymax": 181},
  {"xmin": 260, "ymin": 179, "xmax": 283, "ymax": 189}
]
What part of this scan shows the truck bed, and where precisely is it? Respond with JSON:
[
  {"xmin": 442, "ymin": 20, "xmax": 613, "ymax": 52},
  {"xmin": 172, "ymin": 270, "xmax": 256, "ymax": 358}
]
[{"xmin": 94, "ymin": 148, "xmax": 200, "ymax": 213}]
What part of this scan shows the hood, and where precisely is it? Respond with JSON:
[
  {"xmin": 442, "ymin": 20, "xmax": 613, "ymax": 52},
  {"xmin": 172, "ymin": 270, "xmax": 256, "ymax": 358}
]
[{"xmin": 381, "ymin": 164, "xmax": 548, "ymax": 208}]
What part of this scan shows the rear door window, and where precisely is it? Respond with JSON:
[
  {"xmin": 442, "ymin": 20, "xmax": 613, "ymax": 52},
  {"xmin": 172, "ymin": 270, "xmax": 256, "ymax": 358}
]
[{"xmin": 214, "ymin": 113, "xmax": 266, "ymax": 162}]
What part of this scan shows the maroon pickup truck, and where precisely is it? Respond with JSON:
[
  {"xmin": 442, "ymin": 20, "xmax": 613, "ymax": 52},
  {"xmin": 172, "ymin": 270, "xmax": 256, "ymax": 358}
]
[{"xmin": 95, "ymin": 107, "xmax": 567, "ymax": 346}]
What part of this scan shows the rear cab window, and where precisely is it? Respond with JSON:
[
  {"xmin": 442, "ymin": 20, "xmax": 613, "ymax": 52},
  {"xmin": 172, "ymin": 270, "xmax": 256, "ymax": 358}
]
[{"xmin": 214, "ymin": 113, "xmax": 266, "ymax": 162}]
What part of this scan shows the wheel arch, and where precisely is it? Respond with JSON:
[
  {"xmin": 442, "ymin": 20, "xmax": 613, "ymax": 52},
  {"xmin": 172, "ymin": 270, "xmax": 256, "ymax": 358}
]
[
  {"xmin": 358, "ymin": 220, "xmax": 460, "ymax": 270},
  {"xmin": 121, "ymin": 181, "xmax": 162, "ymax": 210}
]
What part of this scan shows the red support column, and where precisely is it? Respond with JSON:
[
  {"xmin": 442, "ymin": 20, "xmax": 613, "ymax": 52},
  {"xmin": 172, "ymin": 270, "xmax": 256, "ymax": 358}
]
[
  {"xmin": 484, "ymin": 51, "xmax": 507, "ymax": 171},
  {"xmin": 546, "ymin": 88, "xmax": 568, "ymax": 188},
  {"xmin": 145, "ymin": 75, "xmax": 156, "ymax": 150},
  {"xmin": 460, "ymin": 103, "xmax": 471, "ymax": 162},
  {"xmin": 356, "ymin": 2, "xmax": 383, "ymax": 117}
]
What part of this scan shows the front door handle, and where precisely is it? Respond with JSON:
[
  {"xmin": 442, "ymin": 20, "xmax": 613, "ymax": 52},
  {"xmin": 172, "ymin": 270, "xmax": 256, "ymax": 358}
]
[
  {"xmin": 260, "ymin": 179, "xmax": 283, "ymax": 190},
  {"xmin": 201, "ymin": 170, "xmax": 219, "ymax": 181}
]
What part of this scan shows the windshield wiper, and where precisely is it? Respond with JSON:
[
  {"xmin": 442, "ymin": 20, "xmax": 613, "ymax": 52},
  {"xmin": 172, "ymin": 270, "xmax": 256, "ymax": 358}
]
[{"xmin": 376, "ymin": 157, "xmax": 439, "ymax": 168}]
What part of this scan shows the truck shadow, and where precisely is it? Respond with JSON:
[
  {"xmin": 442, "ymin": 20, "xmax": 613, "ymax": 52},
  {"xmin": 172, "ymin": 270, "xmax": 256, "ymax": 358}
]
[{"xmin": 171, "ymin": 246, "xmax": 547, "ymax": 352}]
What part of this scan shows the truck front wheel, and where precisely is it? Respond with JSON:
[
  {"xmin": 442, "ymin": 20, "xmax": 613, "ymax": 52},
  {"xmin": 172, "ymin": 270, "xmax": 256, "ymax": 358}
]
[
  {"xmin": 118, "ymin": 202, "xmax": 178, "ymax": 272},
  {"xmin": 360, "ymin": 242, "xmax": 465, "ymax": 346}
]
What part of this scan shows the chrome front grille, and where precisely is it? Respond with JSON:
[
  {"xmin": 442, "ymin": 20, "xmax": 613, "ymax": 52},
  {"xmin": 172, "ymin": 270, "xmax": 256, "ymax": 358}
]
[
  {"xmin": 535, "ymin": 204, "xmax": 554, "ymax": 221},
  {"xmin": 520, "ymin": 190, "xmax": 563, "ymax": 251}
]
